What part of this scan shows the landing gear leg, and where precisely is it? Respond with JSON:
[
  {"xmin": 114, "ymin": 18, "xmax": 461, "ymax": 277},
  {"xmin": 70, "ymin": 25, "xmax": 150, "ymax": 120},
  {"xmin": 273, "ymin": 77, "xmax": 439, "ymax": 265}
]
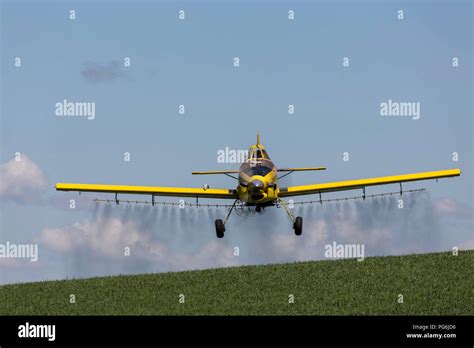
[
  {"xmin": 278, "ymin": 198, "xmax": 303, "ymax": 236},
  {"xmin": 215, "ymin": 199, "xmax": 239, "ymax": 238}
]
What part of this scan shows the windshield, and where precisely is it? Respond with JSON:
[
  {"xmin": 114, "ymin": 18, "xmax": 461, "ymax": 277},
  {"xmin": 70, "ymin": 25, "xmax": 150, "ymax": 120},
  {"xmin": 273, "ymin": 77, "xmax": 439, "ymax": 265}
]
[{"xmin": 241, "ymin": 161, "xmax": 273, "ymax": 177}]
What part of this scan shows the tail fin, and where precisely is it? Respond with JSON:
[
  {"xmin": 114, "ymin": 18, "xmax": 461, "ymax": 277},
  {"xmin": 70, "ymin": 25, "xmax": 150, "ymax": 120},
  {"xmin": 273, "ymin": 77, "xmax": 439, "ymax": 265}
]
[{"xmin": 257, "ymin": 131, "xmax": 260, "ymax": 146}]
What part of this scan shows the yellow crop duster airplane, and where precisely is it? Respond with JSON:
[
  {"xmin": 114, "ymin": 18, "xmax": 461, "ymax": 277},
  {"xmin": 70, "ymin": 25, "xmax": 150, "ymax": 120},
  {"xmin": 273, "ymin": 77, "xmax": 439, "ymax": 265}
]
[{"xmin": 56, "ymin": 133, "xmax": 461, "ymax": 238}]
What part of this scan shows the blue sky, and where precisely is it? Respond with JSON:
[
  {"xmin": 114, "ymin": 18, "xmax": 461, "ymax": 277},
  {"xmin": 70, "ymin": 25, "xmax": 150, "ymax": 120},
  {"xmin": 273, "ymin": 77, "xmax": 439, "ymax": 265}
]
[{"xmin": 0, "ymin": 0, "xmax": 472, "ymax": 284}]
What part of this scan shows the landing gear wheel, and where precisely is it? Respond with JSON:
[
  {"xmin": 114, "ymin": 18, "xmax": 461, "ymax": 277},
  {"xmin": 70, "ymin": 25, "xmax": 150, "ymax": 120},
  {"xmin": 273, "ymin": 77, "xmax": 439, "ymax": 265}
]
[
  {"xmin": 215, "ymin": 219, "xmax": 225, "ymax": 238},
  {"xmin": 293, "ymin": 216, "xmax": 303, "ymax": 236},
  {"xmin": 255, "ymin": 206, "xmax": 262, "ymax": 212}
]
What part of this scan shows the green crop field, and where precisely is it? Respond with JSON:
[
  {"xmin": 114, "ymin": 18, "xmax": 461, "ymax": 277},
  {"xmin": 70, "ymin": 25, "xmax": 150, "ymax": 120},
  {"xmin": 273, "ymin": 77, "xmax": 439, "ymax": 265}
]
[{"xmin": 1, "ymin": 250, "xmax": 472, "ymax": 315}]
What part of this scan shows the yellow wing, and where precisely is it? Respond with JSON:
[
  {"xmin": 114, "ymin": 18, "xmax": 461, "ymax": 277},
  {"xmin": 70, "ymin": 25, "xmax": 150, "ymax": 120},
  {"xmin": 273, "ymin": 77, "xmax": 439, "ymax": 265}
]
[
  {"xmin": 56, "ymin": 183, "xmax": 238, "ymax": 199},
  {"xmin": 277, "ymin": 167, "xmax": 326, "ymax": 172},
  {"xmin": 278, "ymin": 168, "xmax": 461, "ymax": 198},
  {"xmin": 191, "ymin": 170, "xmax": 239, "ymax": 175}
]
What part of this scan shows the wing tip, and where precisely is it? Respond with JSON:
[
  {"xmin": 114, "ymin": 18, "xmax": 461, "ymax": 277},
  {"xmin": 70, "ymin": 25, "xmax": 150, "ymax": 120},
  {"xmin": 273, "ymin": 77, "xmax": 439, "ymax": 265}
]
[{"xmin": 55, "ymin": 183, "xmax": 68, "ymax": 191}]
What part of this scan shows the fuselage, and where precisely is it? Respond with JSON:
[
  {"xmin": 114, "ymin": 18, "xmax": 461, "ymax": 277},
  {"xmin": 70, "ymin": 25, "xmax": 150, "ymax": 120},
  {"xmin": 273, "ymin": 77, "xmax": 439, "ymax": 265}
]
[{"xmin": 236, "ymin": 143, "xmax": 279, "ymax": 205}]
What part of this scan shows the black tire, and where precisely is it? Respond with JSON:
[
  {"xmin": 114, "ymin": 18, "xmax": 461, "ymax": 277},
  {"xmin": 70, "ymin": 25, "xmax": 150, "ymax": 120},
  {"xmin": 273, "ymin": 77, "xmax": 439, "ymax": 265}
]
[
  {"xmin": 255, "ymin": 206, "xmax": 262, "ymax": 212},
  {"xmin": 215, "ymin": 219, "xmax": 225, "ymax": 238},
  {"xmin": 294, "ymin": 216, "xmax": 303, "ymax": 236}
]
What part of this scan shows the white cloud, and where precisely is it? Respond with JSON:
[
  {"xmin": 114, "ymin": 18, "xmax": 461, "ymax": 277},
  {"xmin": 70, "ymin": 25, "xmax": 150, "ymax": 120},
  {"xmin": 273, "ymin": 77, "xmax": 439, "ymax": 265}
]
[
  {"xmin": 2, "ymin": 190, "xmax": 470, "ymax": 283},
  {"xmin": 266, "ymin": 219, "xmax": 328, "ymax": 261},
  {"xmin": 0, "ymin": 154, "xmax": 48, "ymax": 203},
  {"xmin": 0, "ymin": 257, "xmax": 20, "ymax": 268},
  {"xmin": 458, "ymin": 239, "xmax": 474, "ymax": 250},
  {"xmin": 432, "ymin": 197, "xmax": 473, "ymax": 219},
  {"xmin": 39, "ymin": 217, "xmax": 237, "ymax": 272},
  {"xmin": 264, "ymin": 212, "xmax": 394, "ymax": 263},
  {"xmin": 40, "ymin": 218, "xmax": 147, "ymax": 257}
]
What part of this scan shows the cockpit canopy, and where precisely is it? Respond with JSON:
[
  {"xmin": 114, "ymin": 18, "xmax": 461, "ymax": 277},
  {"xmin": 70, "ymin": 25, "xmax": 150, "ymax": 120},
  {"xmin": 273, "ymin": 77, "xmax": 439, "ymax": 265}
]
[
  {"xmin": 241, "ymin": 147, "xmax": 274, "ymax": 178},
  {"xmin": 248, "ymin": 147, "xmax": 270, "ymax": 160}
]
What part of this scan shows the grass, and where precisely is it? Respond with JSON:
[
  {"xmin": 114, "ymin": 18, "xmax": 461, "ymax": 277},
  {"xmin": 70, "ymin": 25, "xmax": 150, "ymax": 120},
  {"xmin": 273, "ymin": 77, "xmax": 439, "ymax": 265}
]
[{"xmin": 1, "ymin": 250, "xmax": 472, "ymax": 315}]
